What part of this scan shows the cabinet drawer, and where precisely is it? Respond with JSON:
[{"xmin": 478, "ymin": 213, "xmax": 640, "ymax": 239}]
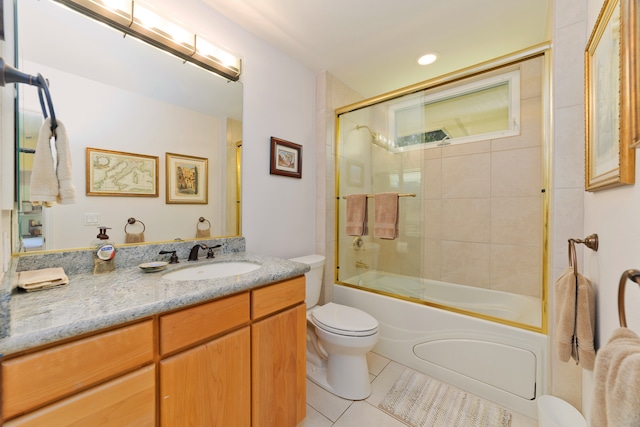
[
  {"xmin": 251, "ymin": 276, "xmax": 305, "ymax": 320},
  {"xmin": 160, "ymin": 292, "xmax": 250, "ymax": 355},
  {"xmin": 2, "ymin": 320, "xmax": 153, "ymax": 419},
  {"xmin": 5, "ymin": 365, "xmax": 155, "ymax": 427}
]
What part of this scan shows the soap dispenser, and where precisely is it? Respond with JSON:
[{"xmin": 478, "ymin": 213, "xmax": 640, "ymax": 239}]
[{"xmin": 93, "ymin": 226, "xmax": 116, "ymax": 274}]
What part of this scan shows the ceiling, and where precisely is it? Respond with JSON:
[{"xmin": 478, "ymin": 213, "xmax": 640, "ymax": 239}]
[{"xmin": 203, "ymin": 0, "xmax": 553, "ymax": 99}]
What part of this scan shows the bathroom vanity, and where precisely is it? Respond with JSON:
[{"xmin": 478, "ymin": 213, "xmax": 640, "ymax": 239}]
[{"xmin": 0, "ymin": 249, "xmax": 308, "ymax": 426}]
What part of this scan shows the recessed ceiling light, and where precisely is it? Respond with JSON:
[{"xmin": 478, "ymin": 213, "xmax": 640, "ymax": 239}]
[{"xmin": 417, "ymin": 53, "xmax": 438, "ymax": 66}]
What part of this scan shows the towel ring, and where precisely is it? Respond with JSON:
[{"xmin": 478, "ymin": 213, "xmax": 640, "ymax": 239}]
[
  {"xmin": 124, "ymin": 217, "xmax": 145, "ymax": 233},
  {"xmin": 568, "ymin": 240, "xmax": 579, "ymax": 276},
  {"xmin": 197, "ymin": 217, "xmax": 211, "ymax": 231},
  {"xmin": 567, "ymin": 234, "xmax": 599, "ymax": 276},
  {"xmin": 618, "ymin": 269, "xmax": 640, "ymax": 327}
]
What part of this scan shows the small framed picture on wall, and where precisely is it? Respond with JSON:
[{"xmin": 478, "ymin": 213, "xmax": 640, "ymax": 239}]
[{"xmin": 270, "ymin": 137, "xmax": 302, "ymax": 178}]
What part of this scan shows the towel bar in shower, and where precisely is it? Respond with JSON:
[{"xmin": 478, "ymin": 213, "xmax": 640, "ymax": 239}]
[{"xmin": 341, "ymin": 193, "xmax": 416, "ymax": 199}]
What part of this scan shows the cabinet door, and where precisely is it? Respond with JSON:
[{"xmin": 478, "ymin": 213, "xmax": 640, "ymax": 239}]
[
  {"xmin": 251, "ymin": 304, "xmax": 306, "ymax": 427},
  {"xmin": 5, "ymin": 365, "xmax": 155, "ymax": 427},
  {"xmin": 2, "ymin": 320, "xmax": 153, "ymax": 419},
  {"xmin": 160, "ymin": 326, "xmax": 251, "ymax": 427}
]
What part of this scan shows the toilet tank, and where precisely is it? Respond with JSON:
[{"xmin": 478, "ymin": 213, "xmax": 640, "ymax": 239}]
[{"xmin": 289, "ymin": 255, "xmax": 325, "ymax": 308}]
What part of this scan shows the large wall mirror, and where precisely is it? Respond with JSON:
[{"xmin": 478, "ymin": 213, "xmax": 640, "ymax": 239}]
[{"xmin": 14, "ymin": 0, "xmax": 243, "ymax": 253}]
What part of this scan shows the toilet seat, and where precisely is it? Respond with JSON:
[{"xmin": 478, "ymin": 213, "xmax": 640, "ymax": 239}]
[{"xmin": 310, "ymin": 302, "xmax": 378, "ymax": 337}]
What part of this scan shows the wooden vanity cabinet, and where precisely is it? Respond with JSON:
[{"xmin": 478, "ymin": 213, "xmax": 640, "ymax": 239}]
[
  {"xmin": 158, "ymin": 292, "xmax": 251, "ymax": 427},
  {"xmin": 1, "ymin": 320, "xmax": 155, "ymax": 426},
  {"xmin": 251, "ymin": 276, "xmax": 306, "ymax": 427},
  {"xmin": 1, "ymin": 275, "xmax": 306, "ymax": 427}
]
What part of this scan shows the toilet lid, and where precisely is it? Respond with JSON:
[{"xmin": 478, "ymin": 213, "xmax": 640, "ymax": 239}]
[{"xmin": 311, "ymin": 303, "xmax": 378, "ymax": 337}]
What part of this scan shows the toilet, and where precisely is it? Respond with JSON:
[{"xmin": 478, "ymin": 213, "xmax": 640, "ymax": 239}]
[{"xmin": 289, "ymin": 255, "xmax": 379, "ymax": 400}]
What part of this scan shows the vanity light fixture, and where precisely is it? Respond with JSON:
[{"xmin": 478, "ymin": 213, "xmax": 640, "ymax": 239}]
[
  {"xmin": 417, "ymin": 53, "xmax": 438, "ymax": 66},
  {"xmin": 51, "ymin": 0, "xmax": 242, "ymax": 81}
]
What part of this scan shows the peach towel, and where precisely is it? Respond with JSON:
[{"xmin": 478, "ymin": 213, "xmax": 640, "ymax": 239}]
[
  {"xmin": 125, "ymin": 232, "xmax": 145, "ymax": 243},
  {"xmin": 591, "ymin": 328, "xmax": 640, "ymax": 427},
  {"xmin": 346, "ymin": 194, "xmax": 368, "ymax": 236},
  {"xmin": 18, "ymin": 267, "xmax": 69, "ymax": 292},
  {"xmin": 374, "ymin": 193, "xmax": 399, "ymax": 240},
  {"xmin": 554, "ymin": 266, "xmax": 596, "ymax": 370}
]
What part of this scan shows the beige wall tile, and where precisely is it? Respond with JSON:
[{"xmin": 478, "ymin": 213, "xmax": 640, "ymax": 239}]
[
  {"xmin": 423, "ymin": 146, "xmax": 442, "ymax": 160},
  {"xmin": 442, "ymin": 198, "xmax": 491, "ymax": 243},
  {"xmin": 422, "ymin": 158, "xmax": 442, "ymax": 199},
  {"xmin": 442, "ymin": 152, "xmax": 491, "ymax": 198},
  {"xmin": 554, "ymin": 21, "xmax": 588, "ymax": 109},
  {"xmin": 441, "ymin": 241, "xmax": 491, "ymax": 287},
  {"xmin": 491, "ymin": 147, "xmax": 542, "ymax": 197},
  {"xmin": 442, "ymin": 140, "xmax": 490, "ymax": 158},
  {"xmin": 421, "ymin": 238, "xmax": 441, "ymax": 280},
  {"xmin": 490, "ymin": 244, "xmax": 542, "ymax": 297},
  {"xmin": 520, "ymin": 56, "xmax": 544, "ymax": 100},
  {"xmin": 492, "ymin": 96, "xmax": 542, "ymax": 151},
  {"xmin": 422, "ymin": 199, "xmax": 442, "ymax": 239},
  {"xmin": 491, "ymin": 197, "xmax": 543, "ymax": 246},
  {"xmin": 554, "ymin": 104, "xmax": 585, "ymax": 188}
]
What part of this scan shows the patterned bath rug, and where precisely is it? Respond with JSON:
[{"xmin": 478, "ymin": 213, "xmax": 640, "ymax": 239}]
[{"xmin": 378, "ymin": 369, "xmax": 511, "ymax": 427}]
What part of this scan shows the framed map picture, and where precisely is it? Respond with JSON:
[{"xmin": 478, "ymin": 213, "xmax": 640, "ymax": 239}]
[
  {"xmin": 166, "ymin": 152, "xmax": 208, "ymax": 204},
  {"xmin": 86, "ymin": 148, "xmax": 158, "ymax": 197}
]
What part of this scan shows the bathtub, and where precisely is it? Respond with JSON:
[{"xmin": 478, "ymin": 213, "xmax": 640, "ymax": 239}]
[
  {"xmin": 345, "ymin": 270, "xmax": 542, "ymax": 326},
  {"xmin": 334, "ymin": 272, "xmax": 548, "ymax": 419}
]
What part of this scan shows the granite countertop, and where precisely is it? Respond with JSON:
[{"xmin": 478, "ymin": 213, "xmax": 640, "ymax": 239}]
[{"xmin": 0, "ymin": 252, "xmax": 309, "ymax": 356}]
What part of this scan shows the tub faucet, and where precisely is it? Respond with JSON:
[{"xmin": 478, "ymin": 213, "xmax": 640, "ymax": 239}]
[
  {"xmin": 188, "ymin": 244, "xmax": 207, "ymax": 261},
  {"xmin": 356, "ymin": 260, "xmax": 369, "ymax": 269}
]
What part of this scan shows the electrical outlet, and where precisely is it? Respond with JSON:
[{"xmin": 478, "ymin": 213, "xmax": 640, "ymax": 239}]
[{"xmin": 84, "ymin": 213, "xmax": 101, "ymax": 226}]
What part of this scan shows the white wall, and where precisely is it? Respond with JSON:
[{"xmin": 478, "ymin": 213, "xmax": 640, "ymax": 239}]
[{"xmin": 581, "ymin": 0, "xmax": 640, "ymax": 420}]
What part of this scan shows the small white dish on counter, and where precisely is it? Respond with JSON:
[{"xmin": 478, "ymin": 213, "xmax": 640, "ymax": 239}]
[{"xmin": 139, "ymin": 261, "xmax": 168, "ymax": 273}]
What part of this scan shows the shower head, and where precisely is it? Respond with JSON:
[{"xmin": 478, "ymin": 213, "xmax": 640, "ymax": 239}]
[{"xmin": 356, "ymin": 125, "xmax": 376, "ymax": 139}]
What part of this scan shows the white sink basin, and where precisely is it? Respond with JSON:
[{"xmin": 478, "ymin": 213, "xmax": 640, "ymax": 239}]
[{"xmin": 163, "ymin": 262, "xmax": 261, "ymax": 281}]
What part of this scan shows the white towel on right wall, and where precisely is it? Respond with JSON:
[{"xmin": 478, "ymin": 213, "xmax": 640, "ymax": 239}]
[{"xmin": 591, "ymin": 327, "xmax": 640, "ymax": 426}]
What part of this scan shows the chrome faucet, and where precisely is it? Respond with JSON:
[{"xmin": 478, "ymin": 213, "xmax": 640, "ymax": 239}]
[{"xmin": 188, "ymin": 244, "xmax": 208, "ymax": 261}]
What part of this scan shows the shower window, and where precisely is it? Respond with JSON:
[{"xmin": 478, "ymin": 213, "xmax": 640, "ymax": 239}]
[{"xmin": 387, "ymin": 70, "xmax": 520, "ymax": 152}]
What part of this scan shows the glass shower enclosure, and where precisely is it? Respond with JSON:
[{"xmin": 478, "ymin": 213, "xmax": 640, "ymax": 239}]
[{"xmin": 335, "ymin": 54, "xmax": 548, "ymax": 331}]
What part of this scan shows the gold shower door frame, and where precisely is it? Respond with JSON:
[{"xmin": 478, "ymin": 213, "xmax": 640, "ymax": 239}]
[{"xmin": 334, "ymin": 43, "xmax": 552, "ymax": 334}]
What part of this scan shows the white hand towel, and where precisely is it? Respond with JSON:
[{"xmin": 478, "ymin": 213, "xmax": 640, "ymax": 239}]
[
  {"xmin": 554, "ymin": 266, "xmax": 596, "ymax": 370},
  {"xmin": 30, "ymin": 118, "xmax": 58, "ymax": 205},
  {"xmin": 18, "ymin": 267, "xmax": 69, "ymax": 292},
  {"xmin": 54, "ymin": 120, "xmax": 76, "ymax": 204},
  {"xmin": 591, "ymin": 328, "xmax": 640, "ymax": 426}
]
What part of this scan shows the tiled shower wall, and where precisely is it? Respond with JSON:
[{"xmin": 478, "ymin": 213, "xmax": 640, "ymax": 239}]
[{"xmin": 338, "ymin": 56, "xmax": 545, "ymax": 299}]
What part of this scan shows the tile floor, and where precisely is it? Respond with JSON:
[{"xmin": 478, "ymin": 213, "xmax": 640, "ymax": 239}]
[{"xmin": 300, "ymin": 352, "xmax": 538, "ymax": 427}]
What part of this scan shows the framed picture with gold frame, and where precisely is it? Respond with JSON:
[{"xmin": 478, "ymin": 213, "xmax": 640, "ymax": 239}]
[
  {"xmin": 625, "ymin": 0, "xmax": 639, "ymax": 149},
  {"xmin": 585, "ymin": 0, "xmax": 635, "ymax": 191},
  {"xmin": 165, "ymin": 152, "xmax": 208, "ymax": 204},
  {"xmin": 86, "ymin": 147, "xmax": 158, "ymax": 197}
]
